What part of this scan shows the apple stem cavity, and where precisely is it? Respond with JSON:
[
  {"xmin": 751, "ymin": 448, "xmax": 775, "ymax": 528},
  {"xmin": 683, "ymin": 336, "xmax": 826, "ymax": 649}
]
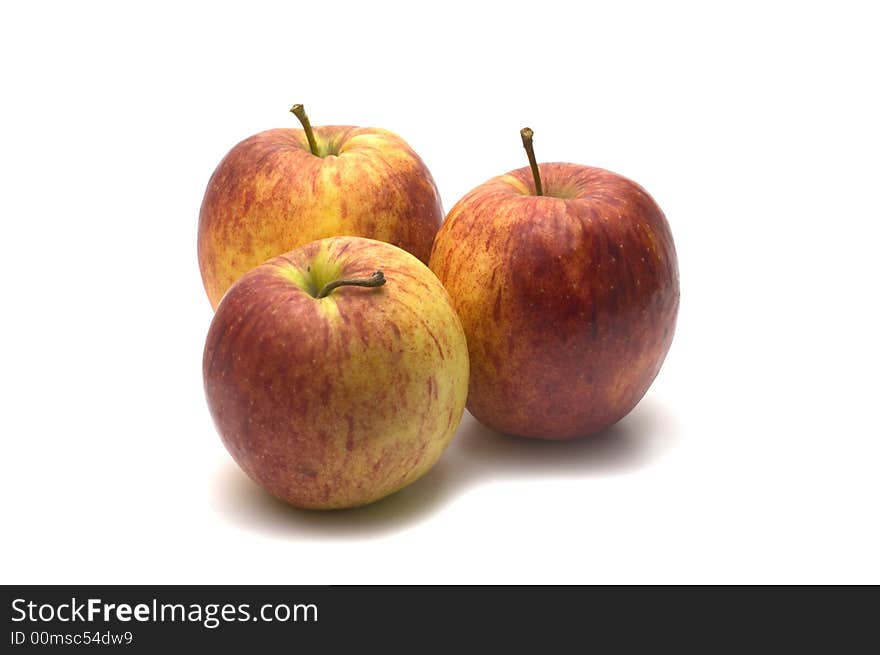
[
  {"xmin": 316, "ymin": 270, "xmax": 386, "ymax": 299},
  {"xmin": 520, "ymin": 127, "xmax": 544, "ymax": 197},
  {"xmin": 290, "ymin": 103, "xmax": 320, "ymax": 156}
]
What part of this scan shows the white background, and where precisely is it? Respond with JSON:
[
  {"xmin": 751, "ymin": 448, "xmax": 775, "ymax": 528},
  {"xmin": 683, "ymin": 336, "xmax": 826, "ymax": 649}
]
[{"xmin": 2, "ymin": 1, "xmax": 878, "ymax": 584}]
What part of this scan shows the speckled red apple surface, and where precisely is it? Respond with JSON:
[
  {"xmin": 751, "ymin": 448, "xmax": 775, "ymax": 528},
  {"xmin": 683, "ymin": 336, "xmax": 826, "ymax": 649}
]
[
  {"xmin": 198, "ymin": 105, "xmax": 443, "ymax": 310},
  {"xmin": 203, "ymin": 236, "xmax": 469, "ymax": 509},
  {"xmin": 429, "ymin": 140, "xmax": 679, "ymax": 440}
]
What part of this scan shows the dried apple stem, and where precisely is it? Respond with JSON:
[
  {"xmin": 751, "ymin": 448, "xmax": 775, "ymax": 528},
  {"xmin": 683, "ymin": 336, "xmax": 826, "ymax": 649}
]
[
  {"xmin": 316, "ymin": 271, "xmax": 386, "ymax": 298},
  {"xmin": 520, "ymin": 127, "xmax": 544, "ymax": 196},
  {"xmin": 290, "ymin": 103, "xmax": 319, "ymax": 156}
]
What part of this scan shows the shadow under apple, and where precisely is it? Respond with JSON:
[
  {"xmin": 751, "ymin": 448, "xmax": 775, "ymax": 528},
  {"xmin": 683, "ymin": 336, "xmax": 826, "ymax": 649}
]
[{"xmin": 209, "ymin": 396, "xmax": 680, "ymax": 539}]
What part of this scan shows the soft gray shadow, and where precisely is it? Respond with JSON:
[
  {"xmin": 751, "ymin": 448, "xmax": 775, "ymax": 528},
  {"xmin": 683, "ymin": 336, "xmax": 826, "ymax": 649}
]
[
  {"xmin": 210, "ymin": 397, "xmax": 680, "ymax": 539},
  {"xmin": 210, "ymin": 453, "xmax": 459, "ymax": 540},
  {"xmin": 447, "ymin": 396, "xmax": 682, "ymax": 481}
]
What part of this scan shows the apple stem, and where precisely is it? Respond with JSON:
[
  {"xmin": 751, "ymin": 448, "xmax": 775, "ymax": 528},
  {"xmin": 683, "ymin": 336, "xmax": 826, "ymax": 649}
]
[
  {"xmin": 520, "ymin": 127, "xmax": 544, "ymax": 196},
  {"xmin": 316, "ymin": 270, "xmax": 386, "ymax": 298},
  {"xmin": 290, "ymin": 103, "xmax": 320, "ymax": 156}
]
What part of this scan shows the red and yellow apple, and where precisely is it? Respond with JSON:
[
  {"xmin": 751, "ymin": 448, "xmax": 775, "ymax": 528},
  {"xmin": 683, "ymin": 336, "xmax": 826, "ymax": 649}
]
[
  {"xmin": 203, "ymin": 236, "xmax": 469, "ymax": 509},
  {"xmin": 198, "ymin": 105, "xmax": 443, "ymax": 309},
  {"xmin": 429, "ymin": 129, "xmax": 679, "ymax": 439}
]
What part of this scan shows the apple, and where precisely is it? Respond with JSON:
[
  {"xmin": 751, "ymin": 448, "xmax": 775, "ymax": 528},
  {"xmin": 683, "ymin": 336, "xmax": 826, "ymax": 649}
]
[
  {"xmin": 429, "ymin": 128, "xmax": 679, "ymax": 439},
  {"xmin": 198, "ymin": 104, "xmax": 443, "ymax": 309},
  {"xmin": 203, "ymin": 236, "xmax": 469, "ymax": 509}
]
